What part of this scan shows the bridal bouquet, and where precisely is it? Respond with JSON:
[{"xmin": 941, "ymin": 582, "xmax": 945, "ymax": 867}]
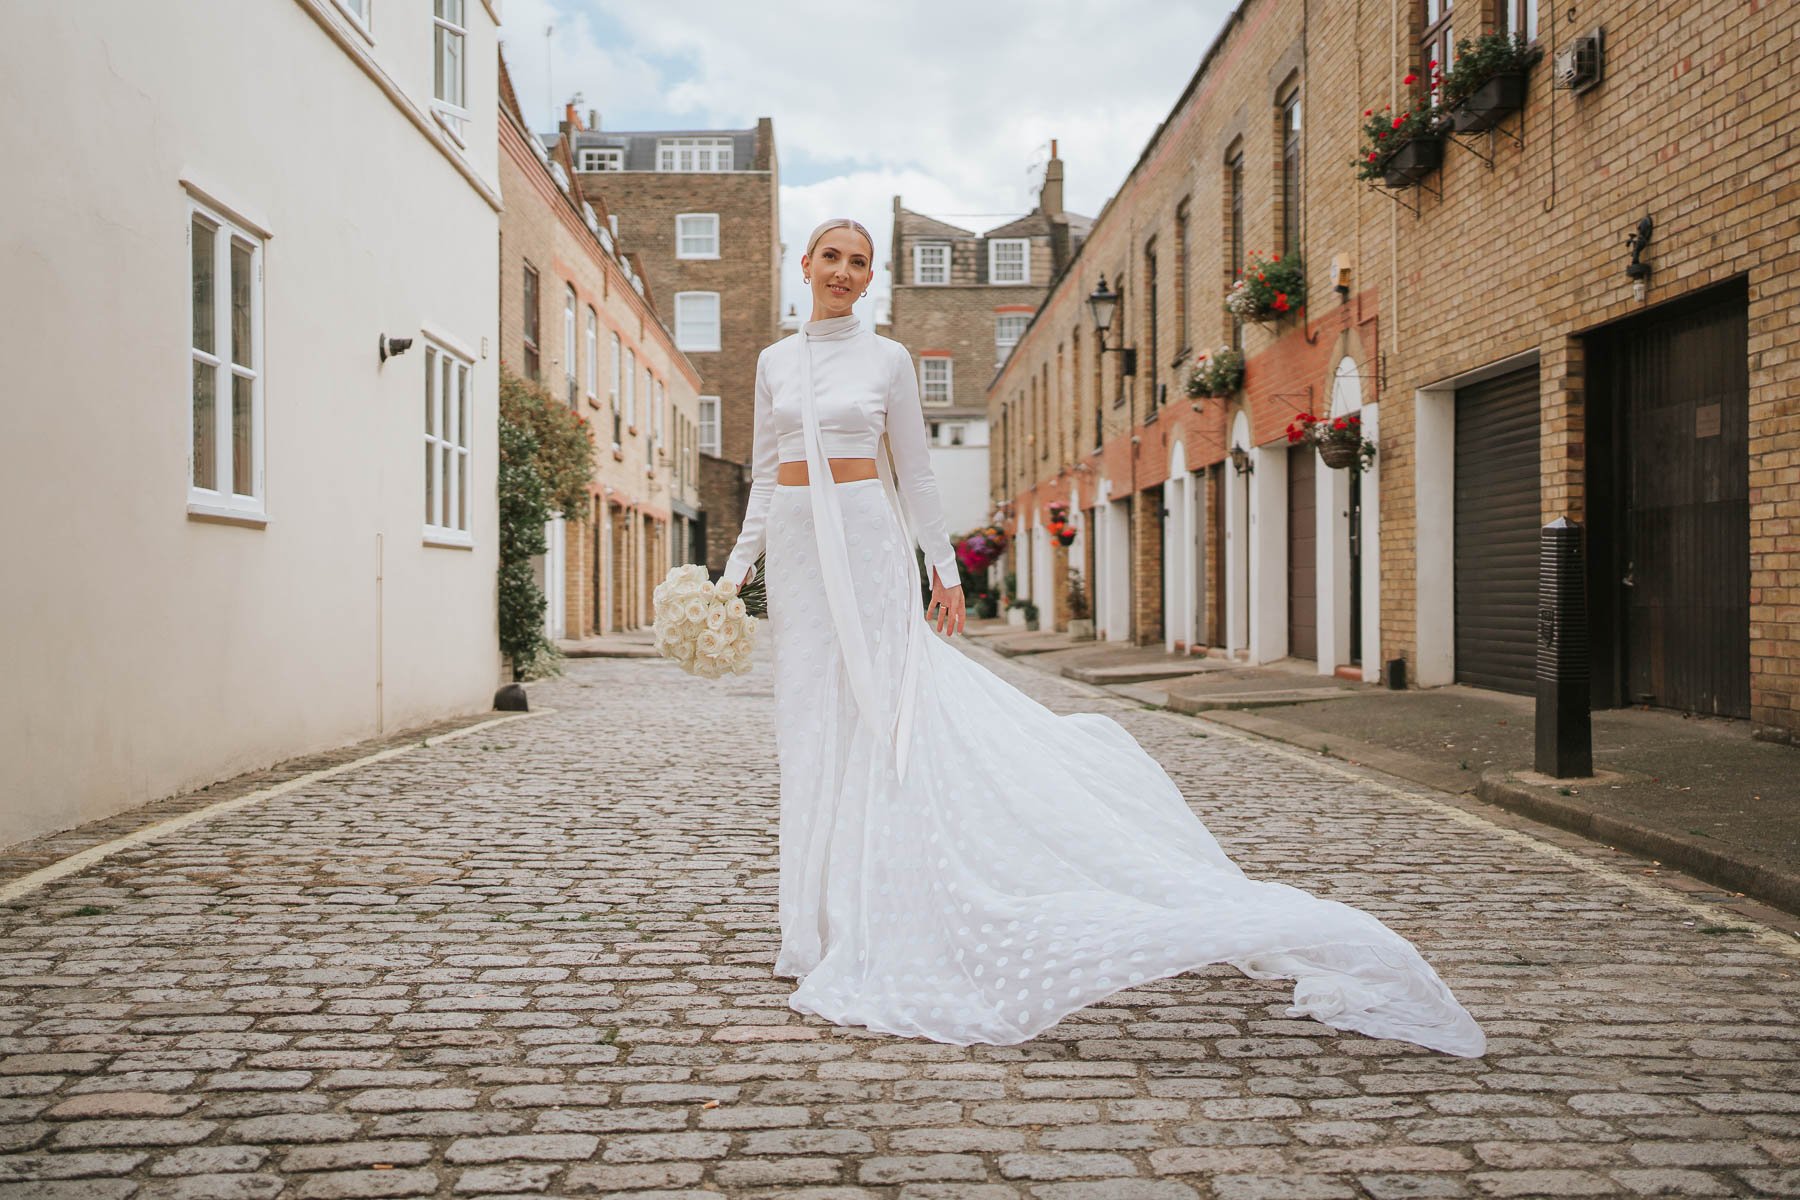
[{"xmin": 652, "ymin": 564, "xmax": 757, "ymax": 677}]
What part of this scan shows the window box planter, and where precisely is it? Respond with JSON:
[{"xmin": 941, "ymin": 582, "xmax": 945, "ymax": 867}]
[
  {"xmin": 1185, "ymin": 345, "xmax": 1246, "ymax": 399},
  {"xmin": 1380, "ymin": 135, "xmax": 1444, "ymax": 187},
  {"xmin": 1448, "ymin": 71, "xmax": 1527, "ymax": 132}
]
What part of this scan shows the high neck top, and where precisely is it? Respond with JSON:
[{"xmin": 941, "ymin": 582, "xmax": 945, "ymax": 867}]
[
  {"xmin": 803, "ymin": 312, "xmax": 862, "ymax": 340},
  {"xmin": 720, "ymin": 322, "xmax": 962, "ymax": 591}
]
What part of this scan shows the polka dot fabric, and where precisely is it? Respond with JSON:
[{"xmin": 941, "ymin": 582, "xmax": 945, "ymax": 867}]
[{"xmin": 763, "ymin": 478, "xmax": 1485, "ymax": 1057}]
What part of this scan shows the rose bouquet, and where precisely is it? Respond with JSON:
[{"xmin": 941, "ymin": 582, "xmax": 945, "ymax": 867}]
[{"xmin": 652, "ymin": 563, "xmax": 756, "ymax": 678}]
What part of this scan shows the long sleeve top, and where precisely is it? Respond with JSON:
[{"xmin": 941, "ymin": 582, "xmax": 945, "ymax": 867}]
[{"xmin": 722, "ymin": 313, "xmax": 962, "ymax": 592}]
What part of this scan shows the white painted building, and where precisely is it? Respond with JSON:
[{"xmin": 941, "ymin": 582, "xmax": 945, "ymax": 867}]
[{"xmin": 0, "ymin": 0, "xmax": 503, "ymax": 846}]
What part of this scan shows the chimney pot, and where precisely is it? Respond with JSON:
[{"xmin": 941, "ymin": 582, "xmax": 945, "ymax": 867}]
[{"xmin": 588, "ymin": 108, "xmax": 598, "ymax": 129}]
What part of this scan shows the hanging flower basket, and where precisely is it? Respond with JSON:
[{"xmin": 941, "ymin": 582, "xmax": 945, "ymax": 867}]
[
  {"xmin": 1224, "ymin": 251, "xmax": 1306, "ymax": 325},
  {"xmin": 1185, "ymin": 346, "xmax": 1245, "ymax": 399},
  {"xmin": 1046, "ymin": 502, "xmax": 1078, "ymax": 548},
  {"xmin": 1286, "ymin": 411, "xmax": 1376, "ymax": 471}
]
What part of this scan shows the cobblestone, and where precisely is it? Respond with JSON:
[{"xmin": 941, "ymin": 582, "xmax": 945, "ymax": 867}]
[{"xmin": 1, "ymin": 647, "xmax": 1797, "ymax": 1197}]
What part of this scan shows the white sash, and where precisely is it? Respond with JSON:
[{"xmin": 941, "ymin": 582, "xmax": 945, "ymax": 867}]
[{"xmin": 796, "ymin": 327, "xmax": 930, "ymax": 784}]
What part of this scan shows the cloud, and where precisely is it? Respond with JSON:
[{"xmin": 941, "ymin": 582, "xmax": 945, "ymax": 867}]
[{"xmin": 499, "ymin": 0, "xmax": 1233, "ymax": 319}]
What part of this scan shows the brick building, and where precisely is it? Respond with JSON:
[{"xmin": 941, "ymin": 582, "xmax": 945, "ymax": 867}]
[
  {"xmin": 889, "ymin": 146, "xmax": 1091, "ymax": 537},
  {"xmin": 556, "ymin": 112, "xmax": 782, "ymax": 579},
  {"xmin": 991, "ymin": 0, "xmax": 1799, "ymax": 739},
  {"xmin": 498, "ymin": 58, "xmax": 703, "ymax": 638}
]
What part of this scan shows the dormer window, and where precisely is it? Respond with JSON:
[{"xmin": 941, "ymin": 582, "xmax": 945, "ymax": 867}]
[
  {"xmin": 914, "ymin": 242, "xmax": 949, "ymax": 286},
  {"xmin": 657, "ymin": 137, "xmax": 733, "ymax": 172},
  {"xmin": 578, "ymin": 147, "xmax": 623, "ymax": 171},
  {"xmin": 989, "ymin": 238, "xmax": 1029, "ymax": 285}
]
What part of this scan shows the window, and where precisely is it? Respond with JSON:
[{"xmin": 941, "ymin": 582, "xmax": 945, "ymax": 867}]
[
  {"xmin": 624, "ymin": 346, "xmax": 636, "ymax": 427},
  {"xmin": 584, "ymin": 307, "xmax": 598, "ymax": 401},
  {"xmin": 423, "ymin": 340, "xmax": 473, "ymax": 542},
  {"xmin": 676, "ymin": 213, "xmax": 720, "ymax": 259},
  {"xmin": 933, "ymin": 422, "xmax": 968, "ymax": 447},
  {"xmin": 921, "ymin": 356, "xmax": 952, "ymax": 407},
  {"xmin": 1174, "ymin": 198, "xmax": 1191, "ymax": 354},
  {"xmin": 674, "ymin": 292, "xmax": 721, "ymax": 351},
  {"xmin": 1227, "ymin": 145, "xmax": 1244, "ymax": 350},
  {"xmin": 989, "ymin": 238, "xmax": 1029, "ymax": 285},
  {"xmin": 656, "ymin": 137, "xmax": 733, "ymax": 172},
  {"xmin": 563, "ymin": 284, "xmax": 577, "ymax": 408},
  {"xmin": 995, "ymin": 313, "xmax": 1029, "ymax": 366},
  {"xmin": 189, "ymin": 201, "xmax": 264, "ymax": 515},
  {"xmin": 1500, "ymin": 0, "xmax": 1539, "ymax": 42},
  {"xmin": 1422, "ymin": 0, "xmax": 1456, "ymax": 98},
  {"xmin": 609, "ymin": 331, "xmax": 622, "ymax": 446},
  {"xmin": 698, "ymin": 395, "xmax": 721, "ymax": 455},
  {"xmin": 1281, "ymin": 89, "xmax": 1302, "ymax": 259},
  {"xmin": 1145, "ymin": 237, "xmax": 1159, "ymax": 408},
  {"xmin": 521, "ymin": 263, "xmax": 540, "ymax": 380},
  {"xmin": 431, "ymin": 0, "xmax": 467, "ymax": 143},
  {"xmin": 578, "ymin": 147, "xmax": 623, "ymax": 171},
  {"xmin": 333, "ymin": 0, "xmax": 371, "ymax": 34},
  {"xmin": 913, "ymin": 242, "xmax": 949, "ymax": 285}
]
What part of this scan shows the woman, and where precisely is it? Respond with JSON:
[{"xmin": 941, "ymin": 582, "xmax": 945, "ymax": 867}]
[{"xmin": 718, "ymin": 217, "xmax": 1485, "ymax": 1056}]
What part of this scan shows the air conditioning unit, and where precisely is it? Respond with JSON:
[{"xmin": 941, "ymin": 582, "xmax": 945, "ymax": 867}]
[{"xmin": 1554, "ymin": 29, "xmax": 1604, "ymax": 94}]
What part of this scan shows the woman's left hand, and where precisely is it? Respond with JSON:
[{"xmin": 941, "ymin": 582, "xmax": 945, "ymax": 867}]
[{"xmin": 928, "ymin": 568, "xmax": 965, "ymax": 637}]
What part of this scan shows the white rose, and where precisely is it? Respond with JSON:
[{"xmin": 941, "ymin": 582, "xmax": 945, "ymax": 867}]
[
  {"xmin": 697, "ymin": 629, "xmax": 723, "ymax": 656},
  {"xmin": 726, "ymin": 597, "xmax": 746, "ymax": 619},
  {"xmin": 684, "ymin": 599, "xmax": 706, "ymax": 624},
  {"xmin": 704, "ymin": 606, "xmax": 726, "ymax": 632}
]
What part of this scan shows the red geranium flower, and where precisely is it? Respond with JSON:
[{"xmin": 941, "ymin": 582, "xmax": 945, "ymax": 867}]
[
  {"xmin": 1403, "ymin": 72, "xmax": 1418, "ymax": 84},
  {"xmin": 1274, "ymin": 293, "xmax": 1290, "ymax": 312}
]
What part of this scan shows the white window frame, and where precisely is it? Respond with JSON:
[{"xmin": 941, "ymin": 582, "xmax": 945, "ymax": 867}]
[
  {"xmin": 430, "ymin": 0, "xmax": 468, "ymax": 146},
  {"xmin": 676, "ymin": 212, "xmax": 720, "ymax": 259},
  {"xmin": 563, "ymin": 284, "xmax": 577, "ymax": 407},
  {"xmin": 994, "ymin": 313, "xmax": 1029, "ymax": 366},
  {"xmin": 584, "ymin": 307, "xmax": 598, "ymax": 402},
  {"xmin": 609, "ymin": 331, "xmax": 622, "ymax": 449},
  {"xmin": 674, "ymin": 291, "xmax": 721, "ymax": 352},
  {"xmin": 920, "ymin": 355, "xmax": 953, "ymax": 407},
  {"xmin": 698, "ymin": 395, "xmax": 721, "ymax": 456},
  {"xmin": 914, "ymin": 242, "xmax": 950, "ymax": 286},
  {"xmin": 624, "ymin": 346, "xmax": 637, "ymax": 429},
  {"xmin": 578, "ymin": 147, "xmax": 622, "ymax": 171},
  {"xmin": 331, "ymin": 0, "xmax": 373, "ymax": 40},
  {"xmin": 187, "ymin": 196, "xmax": 267, "ymax": 523},
  {"xmin": 423, "ymin": 338, "xmax": 474, "ymax": 547},
  {"xmin": 656, "ymin": 137, "xmax": 734, "ymax": 172},
  {"xmin": 989, "ymin": 237, "xmax": 1030, "ymax": 285}
]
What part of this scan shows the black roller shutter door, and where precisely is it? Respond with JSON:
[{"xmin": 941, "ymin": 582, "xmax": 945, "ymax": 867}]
[{"xmin": 1454, "ymin": 368, "xmax": 1540, "ymax": 692}]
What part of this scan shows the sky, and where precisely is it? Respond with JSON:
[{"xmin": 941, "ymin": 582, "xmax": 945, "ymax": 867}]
[{"xmin": 495, "ymin": 0, "xmax": 1236, "ymax": 323}]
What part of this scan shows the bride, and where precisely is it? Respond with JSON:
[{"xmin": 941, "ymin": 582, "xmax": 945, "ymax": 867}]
[{"xmin": 717, "ymin": 216, "xmax": 1485, "ymax": 1057}]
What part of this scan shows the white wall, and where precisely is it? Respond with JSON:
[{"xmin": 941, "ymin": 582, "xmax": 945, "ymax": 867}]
[
  {"xmin": 0, "ymin": 0, "xmax": 502, "ymax": 846},
  {"xmin": 929, "ymin": 444, "xmax": 991, "ymax": 537}
]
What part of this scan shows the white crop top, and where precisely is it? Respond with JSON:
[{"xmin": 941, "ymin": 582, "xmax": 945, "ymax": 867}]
[{"xmin": 723, "ymin": 313, "xmax": 961, "ymax": 592}]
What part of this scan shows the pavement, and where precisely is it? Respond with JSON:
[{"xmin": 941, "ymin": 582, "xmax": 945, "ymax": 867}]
[
  {"xmin": 2, "ymin": 632, "xmax": 1799, "ymax": 1197},
  {"xmin": 980, "ymin": 622, "xmax": 1800, "ymax": 918}
]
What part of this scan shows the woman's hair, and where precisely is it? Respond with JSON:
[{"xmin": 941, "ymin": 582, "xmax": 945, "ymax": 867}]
[{"xmin": 805, "ymin": 217, "xmax": 874, "ymax": 261}]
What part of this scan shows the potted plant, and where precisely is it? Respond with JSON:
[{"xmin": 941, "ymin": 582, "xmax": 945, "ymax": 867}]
[
  {"xmin": 1224, "ymin": 251, "xmax": 1306, "ymax": 324},
  {"xmin": 1021, "ymin": 599, "xmax": 1040, "ymax": 631},
  {"xmin": 1442, "ymin": 32, "xmax": 1540, "ymax": 132},
  {"xmin": 1045, "ymin": 502, "xmax": 1078, "ymax": 547},
  {"xmin": 1355, "ymin": 72, "xmax": 1444, "ymax": 188},
  {"xmin": 1185, "ymin": 345, "xmax": 1246, "ymax": 399},
  {"xmin": 1286, "ymin": 410, "xmax": 1377, "ymax": 471},
  {"xmin": 1066, "ymin": 567, "xmax": 1094, "ymax": 641}
]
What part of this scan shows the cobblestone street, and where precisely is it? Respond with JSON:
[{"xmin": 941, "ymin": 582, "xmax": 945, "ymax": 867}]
[{"xmin": 4, "ymin": 641, "xmax": 1799, "ymax": 1200}]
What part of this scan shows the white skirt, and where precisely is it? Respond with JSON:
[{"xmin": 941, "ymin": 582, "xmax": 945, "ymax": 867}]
[{"xmin": 762, "ymin": 477, "xmax": 1485, "ymax": 1056}]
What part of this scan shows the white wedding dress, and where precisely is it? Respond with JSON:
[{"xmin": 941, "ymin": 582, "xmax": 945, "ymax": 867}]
[{"xmin": 720, "ymin": 312, "xmax": 1486, "ymax": 1057}]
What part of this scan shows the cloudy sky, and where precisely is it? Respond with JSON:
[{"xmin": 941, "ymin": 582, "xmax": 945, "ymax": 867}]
[{"xmin": 496, "ymin": 0, "xmax": 1235, "ymax": 323}]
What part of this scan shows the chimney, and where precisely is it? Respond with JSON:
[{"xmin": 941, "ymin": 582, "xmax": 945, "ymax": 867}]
[
  {"xmin": 1039, "ymin": 138, "xmax": 1064, "ymax": 218},
  {"xmin": 588, "ymin": 109, "xmax": 599, "ymax": 130}
]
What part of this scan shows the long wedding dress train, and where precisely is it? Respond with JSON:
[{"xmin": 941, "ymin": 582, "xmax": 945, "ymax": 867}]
[{"xmin": 762, "ymin": 476, "xmax": 1487, "ymax": 1056}]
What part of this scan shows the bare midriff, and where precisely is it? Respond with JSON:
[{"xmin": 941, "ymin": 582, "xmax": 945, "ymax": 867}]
[{"xmin": 777, "ymin": 457, "xmax": 878, "ymax": 485}]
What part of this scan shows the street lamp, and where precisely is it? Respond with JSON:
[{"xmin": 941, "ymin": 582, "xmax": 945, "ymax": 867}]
[{"xmin": 1086, "ymin": 275, "xmax": 1136, "ymax": 377}]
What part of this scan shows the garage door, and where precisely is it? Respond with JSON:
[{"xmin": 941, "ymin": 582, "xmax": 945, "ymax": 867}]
[
  {"xmin": 1454, "ymin": 367, "xmax": 1540, "ymax": 693},
  {"xmin": 1288, "ymin": 444, "xmax": 1317, "ymax": 662}
]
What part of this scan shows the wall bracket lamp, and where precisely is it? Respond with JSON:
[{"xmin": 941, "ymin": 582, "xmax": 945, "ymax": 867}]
[
  {"xmin": 1086, "ymin": 274, "xmax": 1137, "ymax": 376},
  {"xmin": 379, "ymin": 334, "xmax": 414, "ymax": 363},
  {"xmin": 1625, "ymin": 215, "xmax": 1653, "ymax": 301}
]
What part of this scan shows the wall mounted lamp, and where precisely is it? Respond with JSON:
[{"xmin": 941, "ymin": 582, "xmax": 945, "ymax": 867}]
[
  {"xmin": 1332, "ymin": 252, "xmax": 1353, "ymax": 301},
  {"xmin": 1229, "ymin": 445, "xmax": 1254, "ymax": 476},
  {"xmin": 1625, "ymin": 215, "xmax": 1653, "ymax": 301},
  {"xmin": 379, "ymin": 334, "xmax": 413, "ymax": 363},
  {"xmin": 1086, "ymin": 274, "xmax": 1137, "ymax": 376}
]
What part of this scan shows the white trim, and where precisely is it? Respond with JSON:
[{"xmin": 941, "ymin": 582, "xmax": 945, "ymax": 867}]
[
  {"xmin": 418, "ymin": 320, "xmax": 477, "ymax": 364},
  {"xmin": 673, "ymin": 291, "xmax": 721, "ymax": 352},
  {"xmin": 994, "ymin": 313, "xmax": 1029, "ymax": 366},
  {"xmin": 578, "ymin": 147, "xmax": 623, "ymax": 171},
  {"xmin": 675, "ymin": 212, "xmax": 720, "ymax": 259},
  {"xmin": 988, "ymin": 237, "xmax": 1030, "ymax": 285},
  {"xmin": 329, "ymin": 0, "xmax": 374, "ymax": 42},
  {"xmin": 920, "ymin": 354, "xmax": 953, "ymax": 406},
  {"xmin": 698, "ymin": 395, "xmax": 721, "ymax": 456},
  {"xmin": 178, "ymin": 176, "xmax": 274, "ymax": 241},
  {"xmin": 656, "ymin": 136, "xmax": 734, "ymax": 172},
  {"xmin": 422, "ymin": 336, "xmax": 475, "ymax": 544},
  {"xmin": 186, "ymin": 196, "xmax": 267, "ymax": 522},
  {"xmin": 913, "ymin": 242, "xmax": 949, "ymax": 285}
]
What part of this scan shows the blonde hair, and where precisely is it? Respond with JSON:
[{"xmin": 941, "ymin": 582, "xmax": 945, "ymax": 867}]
[{"xmin": 805, "ymin": 217, "xmax": 874, "ymax": 260}]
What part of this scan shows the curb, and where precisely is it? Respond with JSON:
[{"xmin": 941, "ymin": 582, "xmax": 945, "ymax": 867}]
[{"xmin": 1475, "ymin": 769, "xmax": 1800, "ymax": 917}]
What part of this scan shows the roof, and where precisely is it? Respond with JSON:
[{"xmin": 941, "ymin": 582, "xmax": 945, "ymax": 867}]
[{"xmin": 555, "ymin": 127, "xmax": 760, "ymax": 172}]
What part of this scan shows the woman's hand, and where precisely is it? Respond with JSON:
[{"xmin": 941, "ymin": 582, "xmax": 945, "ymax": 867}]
[{"xmin": 928, "ymin": 567, "xmax": 965, "ymax": 636}]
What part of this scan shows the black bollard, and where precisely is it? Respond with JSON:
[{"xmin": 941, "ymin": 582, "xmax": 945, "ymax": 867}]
[{"xmin": 1534, "ymin": 517, "xmax": 1592, "ymax": 777}]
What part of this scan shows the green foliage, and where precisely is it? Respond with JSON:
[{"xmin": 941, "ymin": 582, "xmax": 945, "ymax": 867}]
[
  {"xmin": 1065, "ymin": 566, "xmax": 1092, "ymax": 620},
  {"xmin": 496, "ymin": 367, "xmax": 599, "ymax": 681},
  {"xmin": 1224, "ymin": 251, "xmax": 1306, "ymax": 321},
  {"xmin": 1185, "ymin": 346, "xmax": 1245, "ymax": 398},
  {"xmin": 1441, "ymin": 32, "xmax": 1541, "ymax": 107}
]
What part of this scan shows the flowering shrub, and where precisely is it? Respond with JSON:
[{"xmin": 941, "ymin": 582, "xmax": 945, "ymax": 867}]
[
  {"xmin": 1224, "ymin": 251, "xmax": 1306, "ymax": 322},
  {"xmin": 1185, "ymin": 346, "xmax": 1245, "ymax": 398},
  {"xmin": 955, "ymin": 523, "xmax": 1010, "ymax": 573},
  {"xmin": 1285, "ymin": 410, "xmax": 1377, "ymax": 470}
]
